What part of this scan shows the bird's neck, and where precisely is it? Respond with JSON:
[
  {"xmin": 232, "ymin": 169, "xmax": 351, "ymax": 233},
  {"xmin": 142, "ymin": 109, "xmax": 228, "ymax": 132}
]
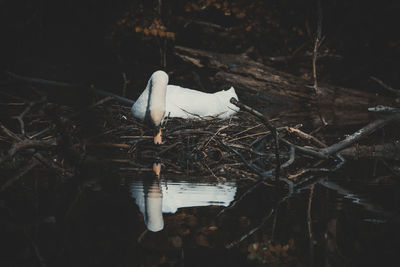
[{"xmin": 149, "ymin": 79, "xmax": 167, "ymax": 126}]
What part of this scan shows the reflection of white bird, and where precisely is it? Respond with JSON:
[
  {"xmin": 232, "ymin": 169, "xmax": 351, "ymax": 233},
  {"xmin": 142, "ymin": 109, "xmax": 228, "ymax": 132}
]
[
  {"xmin": 130, "ymin": 177, "xmax": 237, "ymax": 232},
  {"xmin": 131, "ymin": 179, "xmax": 164, "ymax": 232},
  {"xmin": 160, "ymin": 181, "xmax": 237, "ymax": 213},
  {"xmin": 131, "ymin": 70, "xmax": 240, "ymax": 144},
  {"xmin": 144, "ymin": 182, "xmax": 164, "ymax": 232}
]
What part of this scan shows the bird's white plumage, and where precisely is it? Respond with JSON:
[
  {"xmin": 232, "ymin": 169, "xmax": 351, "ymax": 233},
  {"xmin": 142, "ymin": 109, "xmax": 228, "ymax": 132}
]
[{"xmin": 131, "ymin": 70, "xmax": 239, "ymax": 125}]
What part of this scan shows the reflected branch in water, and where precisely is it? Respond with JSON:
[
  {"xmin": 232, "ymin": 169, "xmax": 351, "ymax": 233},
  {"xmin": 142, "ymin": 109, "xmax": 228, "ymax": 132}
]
[
  {"xmin": 318, "ymin": 178, "xmax": 394, "ymax": 218},
  {"xmin": 216, "ymin": 178, "xmax": 265, "ymax": 218},
  {"xmin": 307, "ymin": 185, "xmax": 315, "ymax": 267},
  {"xmin": 217, "ymin": 145, "xmax": 297, "ymax": 217},
  {"xmin": 225, "ymin": 208, "xmax": 275, "ymax": 249}
]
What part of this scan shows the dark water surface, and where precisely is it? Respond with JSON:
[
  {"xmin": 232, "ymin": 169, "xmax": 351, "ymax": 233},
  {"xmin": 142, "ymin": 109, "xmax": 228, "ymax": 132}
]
[
  {"xmin": 124, "ymin": 163, "xmax": 400, "ymax": 266},
  {"xmin": 6, "ymin": 161, "xmax": 397, "ymax": 267}
]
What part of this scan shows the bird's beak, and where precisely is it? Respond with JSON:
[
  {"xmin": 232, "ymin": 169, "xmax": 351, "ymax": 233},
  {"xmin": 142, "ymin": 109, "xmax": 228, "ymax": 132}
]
[
  {"xmin": 153, "ymin": 162, "xmax": 161, "ymax": 179},
  {"xmin": 154, "ymin": 127, "xmax": 162, "ymax": 144}
]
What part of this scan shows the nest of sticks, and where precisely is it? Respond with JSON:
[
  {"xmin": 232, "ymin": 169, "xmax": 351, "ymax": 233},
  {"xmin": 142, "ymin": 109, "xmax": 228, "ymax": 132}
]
[
  {"xmin": 87, "ymin": 102, "xmax": 329, "ymax": 183},
  {"xmin": 3, "ymin": 87, "xmax": 398, "ymax": 192},
  {"xmin": 0, "ymin": 94, "xmax": 309, "ymax": 193}
]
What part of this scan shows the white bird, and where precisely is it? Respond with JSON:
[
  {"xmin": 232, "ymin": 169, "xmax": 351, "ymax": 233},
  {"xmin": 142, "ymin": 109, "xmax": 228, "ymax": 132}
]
[{"xmin": 131, "ymin": 70, "xmax": 239, "ymax": 144}]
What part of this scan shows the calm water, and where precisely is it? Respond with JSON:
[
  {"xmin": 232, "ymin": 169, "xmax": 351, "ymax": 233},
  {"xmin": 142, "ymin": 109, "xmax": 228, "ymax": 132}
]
[
  {"xmin": 120, "ymin": 161, "xmax": 399, "ymax": 266},
  {"xmin": 1, "ymin": 158, "xmax": 399, "ymax": 267}
]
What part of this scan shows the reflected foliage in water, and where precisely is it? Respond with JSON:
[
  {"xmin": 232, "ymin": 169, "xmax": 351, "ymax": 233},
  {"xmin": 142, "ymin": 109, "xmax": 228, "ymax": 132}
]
[{"xmin": 1, "ymin": 153, "xmax": 399, "ymax": 266}]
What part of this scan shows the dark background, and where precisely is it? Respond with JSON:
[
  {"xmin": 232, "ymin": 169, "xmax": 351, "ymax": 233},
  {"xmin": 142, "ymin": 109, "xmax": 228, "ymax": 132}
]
[{"xmin": 1, "ymin": 0, "xmax": 399, "ymax": 102}]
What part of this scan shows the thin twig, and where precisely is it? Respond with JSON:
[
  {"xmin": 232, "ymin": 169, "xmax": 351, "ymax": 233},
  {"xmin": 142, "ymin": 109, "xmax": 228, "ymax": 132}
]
[
  {"xmin": 312, "ymin": 0, "xmax": 323, "ymax": 94},
  {"xmin": 121, "ymin": 72, "xmax": 130, "ymax": 97},
  {"xmin": 12, "ymin": 101, "xmax": 35, "ymax": 135},
  {"xmin": 311, "ymin": 0, "xmax": 328, "ymax": 128},
  {"xmin": 5, "ymin": 71, "xmax": 135, "ymax": 105},
  {"xmin": 8, "ymin": 139, "xmax": 56, "ymax": 157},
  {"xmin": 370, "ymin": 76, "xmax": 400, "ymax": 96},
  {"xmin": 90, "ymin": 96, "xmax": 114, "ymax": 108},
  {"xmin": 285, "ymin": 126, "xmax": 327, "ymax": 148},
  {"xmin": 307, "ymin": 185, "xmax": 315, "ymax": 267},
  {"xmin": 0, "ymin": 121, "xmax": 22, "ymax": 141},
  {"xmin": 225, "ymin": 209, "xmax": 275, "ymax": 249},
  {"xmin": 1, "ymin": 158, "xmax": 39, "ymax": 191}
]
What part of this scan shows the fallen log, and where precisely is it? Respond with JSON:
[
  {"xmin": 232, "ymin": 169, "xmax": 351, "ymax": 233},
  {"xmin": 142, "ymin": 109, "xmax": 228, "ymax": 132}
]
[
  {"xmin": 230, "ymin": 98, "xmax": 400, "ymax": 160},
  {"xmin": 339, "ymin": 142, "xmax": 400, "ymax": 160},
  {"xmin": 173, "ymin": 46, "xmax": 395, "ymax": 126}
]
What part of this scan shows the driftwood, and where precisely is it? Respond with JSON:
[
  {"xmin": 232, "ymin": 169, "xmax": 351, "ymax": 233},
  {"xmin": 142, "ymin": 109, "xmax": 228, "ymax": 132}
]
[
  {"xmin": 173, "ymin": 46, "xmax": 395, "ymax": 126},
  {"xmin": 231, "ymin": 98, "xmax": 400, "ymax": 160},
  {"xmin": 339, "ymin": 142, "xmax": 400, "ymax": 160}
]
